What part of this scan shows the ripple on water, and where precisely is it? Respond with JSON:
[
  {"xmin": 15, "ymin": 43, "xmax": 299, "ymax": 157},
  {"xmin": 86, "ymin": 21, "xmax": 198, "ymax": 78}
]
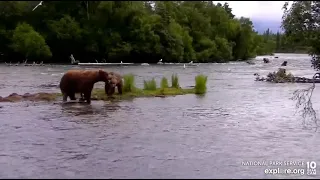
[{"xmin": 1, "ymin": 54, "xmax": 320, "ymax": 178}]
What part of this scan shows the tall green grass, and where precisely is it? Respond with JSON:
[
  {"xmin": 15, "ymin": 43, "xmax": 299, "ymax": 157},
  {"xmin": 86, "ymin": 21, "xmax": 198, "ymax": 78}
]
[
  {"xmin": 143, "ymin": 78, "xmax": 157, "ymax": 91},
  {"xmin": 160, "ymin": 77, "xmax": 169, "ymax": 89},
  {"xmin": 195, "ymin": 74, "xmax": 207, "ymax": 94},
  {"xmin": 171, "ymin": 74, "xmax": 179, "ymax": 88},
  {"xmin": 123, "ymin": 74, "xmax": 136, "ymax": 93}
]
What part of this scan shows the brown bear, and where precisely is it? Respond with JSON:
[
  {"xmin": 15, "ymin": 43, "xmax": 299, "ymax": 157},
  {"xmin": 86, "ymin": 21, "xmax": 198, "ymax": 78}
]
[
  {"xmin": 59, "ymin": 69, "xmax": 110, "ymax": 104},
  {"xmin": 104, "ymin": 72, "xmax": 123, "ymax": 96}
]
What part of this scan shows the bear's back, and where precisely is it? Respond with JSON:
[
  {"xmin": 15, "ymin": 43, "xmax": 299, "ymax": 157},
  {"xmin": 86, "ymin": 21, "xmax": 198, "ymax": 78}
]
[{"xmin": 60, "ymin": 69, "xmax": 102, "ymax": 92}]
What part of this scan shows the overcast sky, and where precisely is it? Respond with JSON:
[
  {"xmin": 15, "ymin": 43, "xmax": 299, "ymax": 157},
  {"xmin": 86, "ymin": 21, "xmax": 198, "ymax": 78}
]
[{"xmin": 214, "ymin": 1, "xmax": 290, "ymax": 22}]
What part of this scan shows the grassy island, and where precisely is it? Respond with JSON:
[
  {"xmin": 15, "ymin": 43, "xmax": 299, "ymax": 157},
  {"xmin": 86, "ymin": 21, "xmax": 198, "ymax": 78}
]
[
  {"xmin": 0, "ymin": 74, "xmax": 208, "ymax": 103},
  {"xmin": 91, "ymin": 74, "xmax": 208, "ymax": 101}
]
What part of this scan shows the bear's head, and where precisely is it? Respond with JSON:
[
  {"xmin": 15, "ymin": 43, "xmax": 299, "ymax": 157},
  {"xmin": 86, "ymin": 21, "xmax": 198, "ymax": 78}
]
[
  {"xmin": 109, "ymin": 77, "xmax": 118, "ymax": 87},
  {"xmin": 107, "ymin": 71, "xmax": 121, "ymax": 80}
]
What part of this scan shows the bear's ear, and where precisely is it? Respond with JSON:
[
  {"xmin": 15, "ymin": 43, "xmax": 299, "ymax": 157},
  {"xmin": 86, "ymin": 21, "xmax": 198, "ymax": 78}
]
[
  {"xmin": 98, "ymin": 69, "xmax": 107, "ymax": 78},
  {"xmin": 98, "ymin": 69, "xmax": 107, "ymax": 76}
]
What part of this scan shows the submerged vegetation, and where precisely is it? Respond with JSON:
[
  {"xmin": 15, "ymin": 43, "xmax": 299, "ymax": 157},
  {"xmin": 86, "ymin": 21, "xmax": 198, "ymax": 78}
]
[{"xmin": 0, "ymin": 1, "xmax": 283, "ymax": 63}]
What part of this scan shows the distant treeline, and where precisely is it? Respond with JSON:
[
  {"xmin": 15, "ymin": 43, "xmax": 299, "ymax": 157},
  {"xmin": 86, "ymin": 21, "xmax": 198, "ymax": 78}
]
[
  {"xmin": 0, "ymin": 1, "xmax": 302, "ymax": 63},
  {"xmin": 272, "ymin": 29, "xmax": 310, "ymax": 54}
]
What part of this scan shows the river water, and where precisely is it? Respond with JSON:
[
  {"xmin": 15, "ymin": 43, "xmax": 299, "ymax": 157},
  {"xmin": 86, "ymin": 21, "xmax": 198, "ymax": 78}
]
[{"xmin": 0, "ymin": 53, "xmax": 320, "ymax": 179}]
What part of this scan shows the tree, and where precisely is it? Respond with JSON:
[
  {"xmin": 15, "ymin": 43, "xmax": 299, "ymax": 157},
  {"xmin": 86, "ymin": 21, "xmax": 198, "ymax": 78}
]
[
  {"xmin": 10, "ymin": 22, "xmax": 52, "ymax": 60},
  {"xmin": 0, "ymin": 1, "xmax": 279, "ymax": 63},
  {"xmin": 282, "ymin": 1, "xmax": 320, "ymax": 70},
  {"xmin": 282, "ymin": 1, "xmax": 320, "ymax": 130},
  {"xmin": 276, "ymin": 31, "xmax": 280, "ymax": 51}
]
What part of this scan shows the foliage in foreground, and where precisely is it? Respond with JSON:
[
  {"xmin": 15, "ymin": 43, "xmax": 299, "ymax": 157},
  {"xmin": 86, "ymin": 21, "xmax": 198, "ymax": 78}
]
[
  {"xmin": 282, "ymin": 2, "xmax": 320, "ymax": 130},
  {"xmin": 0, "ymin": 1, "xmax": 280, "ymax": 63},
  {"xmin": 290, "ymin": 74, "xmax": 319, "ymax": 131}
]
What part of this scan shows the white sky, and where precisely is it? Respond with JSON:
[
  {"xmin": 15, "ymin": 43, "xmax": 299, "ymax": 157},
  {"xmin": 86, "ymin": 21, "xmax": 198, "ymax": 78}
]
[{"xmin": 214, "ymin": 1, "xmax": 291, "ymax": 22}]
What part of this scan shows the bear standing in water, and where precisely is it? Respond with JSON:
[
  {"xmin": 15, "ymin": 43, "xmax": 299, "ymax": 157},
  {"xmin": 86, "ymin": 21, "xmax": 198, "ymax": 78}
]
[
  {"xmin": 59, "ymin": 69, "xmax": 110, "ymax": 104},
  {"xmin": 105, "ymin": 72, "xmax": 123, "ymax": 96}
]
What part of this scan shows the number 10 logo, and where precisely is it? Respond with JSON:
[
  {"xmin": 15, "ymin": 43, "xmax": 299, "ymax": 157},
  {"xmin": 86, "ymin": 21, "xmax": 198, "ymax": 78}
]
[{"xmin": 307, "ymin": 161, "xmax": 317, "ymax": 176}]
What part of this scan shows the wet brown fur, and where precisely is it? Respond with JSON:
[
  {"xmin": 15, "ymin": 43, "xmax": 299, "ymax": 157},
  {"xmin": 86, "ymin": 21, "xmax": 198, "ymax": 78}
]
[
  {"xmin": 60, "ymin": 69, "xmax": 110, "ymax": 104},
  {"xmin": 104, "ymin": 72, "xmax": 123, "ymax": 96}
]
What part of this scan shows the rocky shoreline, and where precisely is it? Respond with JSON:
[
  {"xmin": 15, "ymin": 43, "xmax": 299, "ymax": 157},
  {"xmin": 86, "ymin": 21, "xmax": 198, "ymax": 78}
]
[{"xmin": 0, "ymin": 92, "xmax": 58, "ymax": 102}]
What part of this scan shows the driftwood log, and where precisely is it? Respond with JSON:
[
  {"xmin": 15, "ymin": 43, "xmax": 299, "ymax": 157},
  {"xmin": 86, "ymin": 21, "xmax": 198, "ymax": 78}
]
[{"xmin": 254, "ymin": 68, "xmax": 320, "ymax": 83}]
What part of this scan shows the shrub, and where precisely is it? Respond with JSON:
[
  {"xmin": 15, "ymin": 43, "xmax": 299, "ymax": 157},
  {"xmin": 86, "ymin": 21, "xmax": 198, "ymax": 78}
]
[
  {"xmin": 143, "ymin": 78, "xmax": 157, "ymax": 91},
  {"xmin": 123, "ymin": 74, "xmax": 136, "ymax": 92},
  {"xmin": 171, "ymin": 74, "xmax": 179, "ymax": 88},
  {"xmin": 195, "ymin": 74, "xmax": 207, "ymax": 94},
  {"xmin": 160, "ymin": 77, "xmax": 169, "ymax": 89}
]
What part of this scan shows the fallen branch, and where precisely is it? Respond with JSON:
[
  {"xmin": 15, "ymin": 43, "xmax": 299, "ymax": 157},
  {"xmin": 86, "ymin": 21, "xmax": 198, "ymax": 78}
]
[{"xmin": 290, "ymin": 73, "xmax": 320, "ymax": 131}]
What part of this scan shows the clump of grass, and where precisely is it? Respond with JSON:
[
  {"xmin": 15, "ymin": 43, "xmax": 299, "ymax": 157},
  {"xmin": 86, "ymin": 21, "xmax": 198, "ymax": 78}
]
[
  {"xmin": 171, "ymin": 74, "xmax": 179, "ymax": 88},
  {"xmin": 143, "ymin": 78, "xmax": 157, "ymax": 91},
  {"xmin": 160, "ymin": 77, "xmax": 169, "ymax": 89},
  {"xmin": 195, "ymin": 74, "xmax": 207, "ymax": 94},
  {"xmin": 123, "ymin": 74, "xmax": 136, "ymax": 93}
]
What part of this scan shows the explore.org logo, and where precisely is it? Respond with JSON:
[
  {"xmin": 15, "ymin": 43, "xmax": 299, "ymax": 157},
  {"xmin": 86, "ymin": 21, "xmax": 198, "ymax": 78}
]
[
  {"xmin": 241, "ymin": 160, "xmax": 317, "ymax": 176},
  {"xmin": 241, "ymin": 160, "xmax": 305, "ymax": 167}
]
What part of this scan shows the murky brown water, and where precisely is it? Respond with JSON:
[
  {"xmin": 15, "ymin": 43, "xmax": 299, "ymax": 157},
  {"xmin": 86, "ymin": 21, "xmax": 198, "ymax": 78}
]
[{"xmin": 1, "ymin": 53, "xmax": 320, "ymax": 178}]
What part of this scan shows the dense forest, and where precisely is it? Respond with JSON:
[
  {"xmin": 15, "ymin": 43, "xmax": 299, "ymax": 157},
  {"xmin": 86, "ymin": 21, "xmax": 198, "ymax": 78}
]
[{"xmin": 0, "ymin": 1, "xmax": 296, "ymax": 64}]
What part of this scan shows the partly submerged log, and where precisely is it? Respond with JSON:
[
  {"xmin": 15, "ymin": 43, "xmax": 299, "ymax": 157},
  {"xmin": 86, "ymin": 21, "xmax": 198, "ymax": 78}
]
[{"xmin": 254, "ymin": 68, "xmax": 320, "ymax": 83}]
